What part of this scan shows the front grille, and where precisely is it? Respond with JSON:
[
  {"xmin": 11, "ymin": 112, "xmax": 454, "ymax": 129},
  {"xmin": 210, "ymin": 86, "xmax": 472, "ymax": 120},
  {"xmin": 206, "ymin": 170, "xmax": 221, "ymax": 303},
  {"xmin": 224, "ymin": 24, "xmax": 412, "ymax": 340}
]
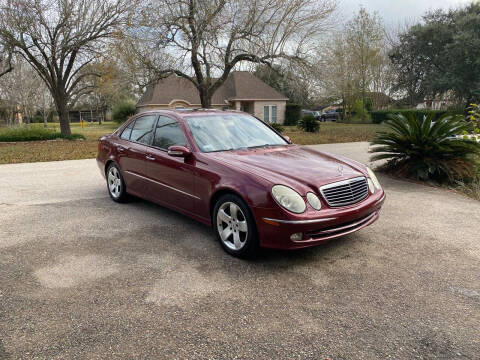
[{"xmin": 320, "ymin": 176, "xmax": 368, "ymax": 207}]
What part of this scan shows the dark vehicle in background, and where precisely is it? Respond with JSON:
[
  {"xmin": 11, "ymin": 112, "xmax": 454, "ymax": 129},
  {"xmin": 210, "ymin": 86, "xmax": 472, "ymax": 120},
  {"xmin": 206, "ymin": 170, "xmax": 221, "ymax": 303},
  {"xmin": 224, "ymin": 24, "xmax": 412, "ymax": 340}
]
[
  {"xmin": 97, "ymin": 109, "xmax": 385, "ymax": 257},
  {"xmin": 301, "ymin": 110, "xmax": 321, "ymax": 121},
  {"xmin": 321, "ymin": 109, "xmax": 342, "ymax": 122}
]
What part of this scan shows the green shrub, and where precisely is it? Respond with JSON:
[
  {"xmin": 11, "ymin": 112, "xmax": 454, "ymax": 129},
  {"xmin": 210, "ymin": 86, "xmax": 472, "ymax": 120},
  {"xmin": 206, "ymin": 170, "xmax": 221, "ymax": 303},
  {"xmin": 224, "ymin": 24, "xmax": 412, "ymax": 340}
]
[
  {"xmin": 347, "ymin": 100, "xmax": 371, "ymax": 123},
  {"xmin": 112, "ymin": 100, "xmax": 136, "ymax": 124},
  {"xmin": 370, "ymin": 113, "xmax": 480, "ymax": 182},
  {"xmin": 285, "ymin": 104, "xmax": 301, "ymax": 125},
  {"xmin": 0, "ymin": 126, "xmax": 85, "ymax": 142},
  {"xmin": 269, "ymin": 122, "xmax": 284, "ymax": 133},
  {"xmin": 354, "ymin": 100, "xmax": 370, "ymax": 119},
  {"xmin": 298, "ymin": 115, "xmax": 320, "ymax": 133},
  {"xmin": 466, "ymin": 104, "xmax": 480, "ymax": 134},
  {"xmin": 370, "ymin": 109, "xmax": 461, "ymax": 124}
]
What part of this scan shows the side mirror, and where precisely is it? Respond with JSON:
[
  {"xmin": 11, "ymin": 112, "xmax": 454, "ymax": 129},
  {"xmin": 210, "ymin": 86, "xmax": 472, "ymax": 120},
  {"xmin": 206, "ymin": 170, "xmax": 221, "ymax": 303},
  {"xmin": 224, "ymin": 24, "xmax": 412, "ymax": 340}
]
[
  {"xmin": 168, "ymin": 145, "xmax": 191, "ymax": 157},
  {"xmin": 283, "ymin": 136, "xmax": 292, "ymax": 144}
]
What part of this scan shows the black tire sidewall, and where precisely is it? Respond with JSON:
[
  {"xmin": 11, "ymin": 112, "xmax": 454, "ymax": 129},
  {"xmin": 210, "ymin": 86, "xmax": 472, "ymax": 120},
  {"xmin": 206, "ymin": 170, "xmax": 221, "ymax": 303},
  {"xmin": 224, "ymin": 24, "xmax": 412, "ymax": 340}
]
[
  {"xmin": 106, "ymin": 163, "xmax": 128, "ymax": 203},
  {"xmin": 213, "ymin": 194, "xmax": 258, "ymax": 257}
]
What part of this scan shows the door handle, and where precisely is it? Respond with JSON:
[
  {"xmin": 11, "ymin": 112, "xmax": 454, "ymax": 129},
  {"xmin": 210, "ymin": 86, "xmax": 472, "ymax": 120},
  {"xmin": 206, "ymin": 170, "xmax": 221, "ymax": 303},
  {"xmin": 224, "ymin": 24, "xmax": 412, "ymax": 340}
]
[{"xmin": 146, "ymin": 154, "xmax": 156, "ymax": 161}]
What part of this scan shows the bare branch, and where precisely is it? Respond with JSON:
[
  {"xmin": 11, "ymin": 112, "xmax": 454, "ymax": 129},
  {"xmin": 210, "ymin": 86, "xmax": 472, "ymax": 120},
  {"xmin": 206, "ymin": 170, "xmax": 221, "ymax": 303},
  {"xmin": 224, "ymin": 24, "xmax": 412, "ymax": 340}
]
[
  {"xmin": 125, "ymin": 0, "xmax": 337, "ymax": 107},
  {"xmin": 0, "ymin": 0, "xmax": 136, "ymax": 135}
]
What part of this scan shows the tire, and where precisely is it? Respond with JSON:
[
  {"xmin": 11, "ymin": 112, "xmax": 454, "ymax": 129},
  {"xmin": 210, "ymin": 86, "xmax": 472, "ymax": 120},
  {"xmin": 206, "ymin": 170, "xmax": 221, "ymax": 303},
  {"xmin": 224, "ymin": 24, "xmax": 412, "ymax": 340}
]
[
  {"xmin": 213, "ymin": 194, "xmax": 259, "ymax": 257},
  {"xmin": 106, "ymin": 163, "xmax": 128, "ymax": 203}
]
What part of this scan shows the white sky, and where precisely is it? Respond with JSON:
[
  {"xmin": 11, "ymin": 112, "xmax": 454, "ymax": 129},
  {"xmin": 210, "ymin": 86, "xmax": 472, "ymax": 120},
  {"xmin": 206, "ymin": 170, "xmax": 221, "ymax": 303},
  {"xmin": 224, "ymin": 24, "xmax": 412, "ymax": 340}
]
[{"xmin": 340, "ymin": 0, "xmax": 475, "ymax": 25}]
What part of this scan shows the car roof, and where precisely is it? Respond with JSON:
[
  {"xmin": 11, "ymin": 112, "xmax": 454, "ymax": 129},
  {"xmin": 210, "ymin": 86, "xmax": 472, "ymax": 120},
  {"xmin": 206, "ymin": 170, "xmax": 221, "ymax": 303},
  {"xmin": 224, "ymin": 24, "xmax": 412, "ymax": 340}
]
[{"xmin": 135, "ymin": 108, "xmax": 245, "ymax": 118}]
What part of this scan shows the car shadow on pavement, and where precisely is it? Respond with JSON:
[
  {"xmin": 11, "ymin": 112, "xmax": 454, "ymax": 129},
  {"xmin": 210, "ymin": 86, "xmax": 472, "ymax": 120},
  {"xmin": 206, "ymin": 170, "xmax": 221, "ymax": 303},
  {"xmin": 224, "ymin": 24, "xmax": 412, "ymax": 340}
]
[
  {"xmin": 120, "ymin": 197, "xmax": 358, "ymax": 270},
  {"xmin": 251, "ymin": 235, "xmax": 354, "ymax": 264}
]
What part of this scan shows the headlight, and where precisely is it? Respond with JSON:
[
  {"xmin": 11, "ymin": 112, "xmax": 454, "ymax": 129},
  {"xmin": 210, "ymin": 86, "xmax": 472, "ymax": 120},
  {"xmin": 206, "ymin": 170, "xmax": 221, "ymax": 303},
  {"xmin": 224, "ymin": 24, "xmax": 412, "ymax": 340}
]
[
  {"xmin": 306, "ymin": 192, "xmax": 322, "ymax": 210},
  {"xmin": 367, "ymin": 167, "xmax": 382, "ymax": 190},
  {"xmin": 367, "ymin": 178, "xmax": 375, "ymax": 194},
  {"xmin": 271, "ymin": 185, "xmax": 306, "ymax": 213}
]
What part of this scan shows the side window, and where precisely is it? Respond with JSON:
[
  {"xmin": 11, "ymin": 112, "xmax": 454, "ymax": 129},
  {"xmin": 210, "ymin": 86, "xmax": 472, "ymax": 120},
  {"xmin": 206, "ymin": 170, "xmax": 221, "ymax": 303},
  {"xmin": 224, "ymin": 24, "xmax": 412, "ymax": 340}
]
[
  {"xmin": 130, "ymin": 115, "xmax": 157, "ymax": 144},
  {"xmin": 153, "ymin": 116, "xmax": 186, "ymax": 150},
  {"xmin": 120, "ymin": 121, "xmax": 134, "ymax": 140}
]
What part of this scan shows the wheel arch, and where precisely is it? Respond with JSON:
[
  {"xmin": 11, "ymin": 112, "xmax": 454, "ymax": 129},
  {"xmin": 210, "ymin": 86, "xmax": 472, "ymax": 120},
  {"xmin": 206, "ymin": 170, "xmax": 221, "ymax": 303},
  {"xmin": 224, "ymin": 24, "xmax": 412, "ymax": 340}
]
[
  {"xmin": 104, "ymin": 159, "xmax": 117, "ymax": 177},
  {"xmin": 209, "ymin": 188, "xmax": 250, "ymax": 222}
]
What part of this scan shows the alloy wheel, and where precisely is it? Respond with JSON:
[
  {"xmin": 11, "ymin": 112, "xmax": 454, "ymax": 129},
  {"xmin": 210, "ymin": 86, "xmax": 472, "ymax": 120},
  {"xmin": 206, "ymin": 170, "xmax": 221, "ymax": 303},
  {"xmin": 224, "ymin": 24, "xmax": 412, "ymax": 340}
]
[
  {"xmin": 216, "ymin": 202, "xmax": 249, "ymax": 251},
  {"xmin": 108, "ymin": 166, "xmax": 122, "ymax": 198}
]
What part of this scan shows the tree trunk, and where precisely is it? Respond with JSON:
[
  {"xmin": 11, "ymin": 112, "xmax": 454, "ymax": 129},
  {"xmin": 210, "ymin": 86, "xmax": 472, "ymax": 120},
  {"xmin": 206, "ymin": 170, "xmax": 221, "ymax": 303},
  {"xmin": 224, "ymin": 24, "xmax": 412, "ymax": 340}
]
[
  {"xmin": 96, "ymin": 102, "xmax": 101, "ymax": 125},
  {"xmin": 198, "ymin": 86, "xmax": 212, "ymax": 108},
  {"xmin": 56, "ymin": 99, "xmax": 71, "ymax": 137},
  {"xmin": 43, "ymin": 109, "xmax": 47, "ymax": 128},
  {"xmin": 362, "ymin": 76, "xmax": 366, "ymax": 122}
]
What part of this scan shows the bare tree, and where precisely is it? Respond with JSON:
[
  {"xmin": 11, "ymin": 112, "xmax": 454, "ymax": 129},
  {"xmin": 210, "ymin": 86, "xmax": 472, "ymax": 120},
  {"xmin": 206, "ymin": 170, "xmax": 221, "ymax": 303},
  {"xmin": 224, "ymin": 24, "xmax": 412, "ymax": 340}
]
[
  {"xmin": 0, "ymin": 0, "xmax": 135, "ymax": 136},
  {"xmin": 0, "ymin": 55, "xmax": 47, "ymax": 124},
  {"xmin": 74, "ymin": 57, "xmax": 138, "ymax": 124},
  {"xmin": 345, "ymin": 7, "xmax": 384, "ymax": 120},
  {"xmin": 0, "ymin": 43, "xmax": 13, "ymax": 77},
  {"xmin": 124, "ymin": 0, "xmax": 337, "ymax": 108},
  {"xmin": 315, "ymin": 30, "xmax": 357, "ymax": 118}
]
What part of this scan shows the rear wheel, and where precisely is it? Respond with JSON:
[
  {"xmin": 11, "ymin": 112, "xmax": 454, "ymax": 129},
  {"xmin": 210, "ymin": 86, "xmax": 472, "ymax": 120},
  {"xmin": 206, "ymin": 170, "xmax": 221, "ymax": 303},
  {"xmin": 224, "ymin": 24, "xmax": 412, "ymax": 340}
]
[
  {"xmin": 213, "ymin": 194, "xmax": 258, "ymax": 257},
  {"xmin": 106, "ymin": 163, "xmax": 128, "ymax": 203}
]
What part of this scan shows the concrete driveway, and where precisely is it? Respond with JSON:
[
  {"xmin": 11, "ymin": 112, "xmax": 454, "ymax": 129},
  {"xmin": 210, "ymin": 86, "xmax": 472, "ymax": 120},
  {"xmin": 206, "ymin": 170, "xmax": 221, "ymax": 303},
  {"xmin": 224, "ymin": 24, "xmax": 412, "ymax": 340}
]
[{"xmin": 1, "ymin": 142, "xmax": 479, "ymax": 359}]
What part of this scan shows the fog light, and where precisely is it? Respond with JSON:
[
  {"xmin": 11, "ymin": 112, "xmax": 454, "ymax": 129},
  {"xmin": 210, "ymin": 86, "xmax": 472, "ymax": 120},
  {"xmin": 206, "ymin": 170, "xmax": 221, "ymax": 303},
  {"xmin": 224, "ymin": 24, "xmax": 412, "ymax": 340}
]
[{"xmin": 290, "ymin": 232, "xmax": 303, "ymax": 241}]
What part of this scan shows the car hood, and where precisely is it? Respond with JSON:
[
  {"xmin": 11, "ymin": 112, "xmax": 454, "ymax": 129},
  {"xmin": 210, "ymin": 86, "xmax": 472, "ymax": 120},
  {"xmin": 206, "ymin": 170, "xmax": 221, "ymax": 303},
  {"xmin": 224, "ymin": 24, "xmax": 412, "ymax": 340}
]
[{"xmin": 207, "ymin": 145, "xmax": 366, "ymax": 192}]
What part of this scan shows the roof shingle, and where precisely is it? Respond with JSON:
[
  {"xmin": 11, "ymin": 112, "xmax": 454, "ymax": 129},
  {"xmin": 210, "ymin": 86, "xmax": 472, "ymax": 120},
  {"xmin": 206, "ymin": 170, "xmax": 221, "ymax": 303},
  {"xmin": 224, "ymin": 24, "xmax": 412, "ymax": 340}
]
[{"xmin": 137, "ymin": 71, "xmax": 287, "ymax": 107}]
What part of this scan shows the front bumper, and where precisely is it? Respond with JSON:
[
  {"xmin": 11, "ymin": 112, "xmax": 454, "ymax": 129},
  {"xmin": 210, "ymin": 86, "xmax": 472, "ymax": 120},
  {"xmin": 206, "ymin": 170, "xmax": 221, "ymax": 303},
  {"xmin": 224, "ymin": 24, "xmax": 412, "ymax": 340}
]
[{"xmin": 253, "ymin": 191, "xmax": 385, "ymax": 249}]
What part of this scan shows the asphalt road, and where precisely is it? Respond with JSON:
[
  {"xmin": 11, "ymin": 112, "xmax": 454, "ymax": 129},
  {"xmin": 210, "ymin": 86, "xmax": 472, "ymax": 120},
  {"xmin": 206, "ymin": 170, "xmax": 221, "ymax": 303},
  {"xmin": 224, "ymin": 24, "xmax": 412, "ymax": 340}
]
[{"xmin": 0, "ymin": 142, "xmax": 479, "ymax": 359}]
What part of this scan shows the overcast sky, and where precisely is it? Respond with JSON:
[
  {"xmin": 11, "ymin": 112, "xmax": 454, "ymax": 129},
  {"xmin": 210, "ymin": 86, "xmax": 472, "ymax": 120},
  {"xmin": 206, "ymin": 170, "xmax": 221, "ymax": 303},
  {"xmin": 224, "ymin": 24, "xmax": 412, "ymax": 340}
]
[{"xmin": 339, "ymin": 0, "xmax": 474, "ymax": 25}]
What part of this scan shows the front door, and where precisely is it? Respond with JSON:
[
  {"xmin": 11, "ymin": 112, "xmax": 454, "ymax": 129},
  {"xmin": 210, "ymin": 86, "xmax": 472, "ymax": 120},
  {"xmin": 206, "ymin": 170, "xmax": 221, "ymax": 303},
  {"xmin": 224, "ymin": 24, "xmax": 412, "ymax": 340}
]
[{"xmin": 145, "ymin": 116, "xmax": 196, "ymax": 214}]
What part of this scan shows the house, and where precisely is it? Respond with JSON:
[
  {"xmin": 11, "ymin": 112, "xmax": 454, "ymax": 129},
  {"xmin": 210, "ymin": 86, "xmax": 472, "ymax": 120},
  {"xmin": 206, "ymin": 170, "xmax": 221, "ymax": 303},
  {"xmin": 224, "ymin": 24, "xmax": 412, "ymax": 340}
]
[
  {"xmin": 0, "ymin": 99, "xmax": 23, "ymax": 125},
  {"xmin": 68, "ymin": 109, "xmax": 106, "ymax": 123},
  {"xmin": 366, "ymin": 92, "xmax": 395, "ymax": 110},
  {"xmin": 416, "ymin": 92, "xmax": 456, "ymax": 110},
  {"xmin": 136, "ymin": 71, "xmax": 288, "ymax": 124}
]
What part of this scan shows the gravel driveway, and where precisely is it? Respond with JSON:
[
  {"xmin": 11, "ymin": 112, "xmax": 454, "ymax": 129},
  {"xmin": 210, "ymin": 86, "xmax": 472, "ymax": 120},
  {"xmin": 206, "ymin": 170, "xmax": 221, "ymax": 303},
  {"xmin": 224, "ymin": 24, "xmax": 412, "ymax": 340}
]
[{"xmin": 0, "ymin": 142, "xmax": 479, "ymax": 359}]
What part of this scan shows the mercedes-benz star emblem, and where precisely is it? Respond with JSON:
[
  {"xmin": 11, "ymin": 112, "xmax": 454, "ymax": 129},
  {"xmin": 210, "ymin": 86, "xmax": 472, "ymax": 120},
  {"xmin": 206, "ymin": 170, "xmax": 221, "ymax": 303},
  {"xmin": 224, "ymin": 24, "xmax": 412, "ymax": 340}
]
[{"xmin": 337, "ymin": 164, "xmax": 344, "ymax": 176}]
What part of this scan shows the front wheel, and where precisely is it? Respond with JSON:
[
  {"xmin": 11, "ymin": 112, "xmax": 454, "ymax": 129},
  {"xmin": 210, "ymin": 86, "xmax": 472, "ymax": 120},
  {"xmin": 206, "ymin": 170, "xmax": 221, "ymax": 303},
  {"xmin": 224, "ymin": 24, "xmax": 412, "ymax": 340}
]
[{"xmin": 213, "ymin": 194, "xmax": 258, "ymax": 257}]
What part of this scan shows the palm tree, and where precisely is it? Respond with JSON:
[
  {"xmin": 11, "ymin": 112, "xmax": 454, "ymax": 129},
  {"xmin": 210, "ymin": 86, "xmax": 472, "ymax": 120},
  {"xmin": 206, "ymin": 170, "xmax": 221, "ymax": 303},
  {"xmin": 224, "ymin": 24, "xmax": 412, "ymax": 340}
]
[{"xmin": 370, "ymin": 113, "xmax": 480, "ymax": 182}]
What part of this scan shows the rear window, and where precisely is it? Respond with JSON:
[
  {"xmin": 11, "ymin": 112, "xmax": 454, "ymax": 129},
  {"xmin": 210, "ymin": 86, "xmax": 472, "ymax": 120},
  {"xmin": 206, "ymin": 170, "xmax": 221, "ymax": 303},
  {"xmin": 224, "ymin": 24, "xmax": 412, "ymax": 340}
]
[
  {"xmin": 130, "ymin": 115, "xmax": 157, "ymax": 144},
  {"xmin": 120, "ymin": 122, "xmax": 134, "ymax": 140}
]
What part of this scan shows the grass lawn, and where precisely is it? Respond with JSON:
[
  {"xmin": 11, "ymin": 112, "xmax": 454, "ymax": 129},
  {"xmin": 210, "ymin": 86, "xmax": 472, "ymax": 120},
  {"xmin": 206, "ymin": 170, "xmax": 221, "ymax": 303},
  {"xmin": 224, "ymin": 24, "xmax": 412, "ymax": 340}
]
[
  {"xmin": 283, "ymin": 123, "xmax": 385, "ymax": 145},
  {"xmin": 0, "ymin": 121, "xmax": 385, "ymax": 164},
  {"xmin": 0, "ymin": 122, "xmax": 119, "ymax": 164}
]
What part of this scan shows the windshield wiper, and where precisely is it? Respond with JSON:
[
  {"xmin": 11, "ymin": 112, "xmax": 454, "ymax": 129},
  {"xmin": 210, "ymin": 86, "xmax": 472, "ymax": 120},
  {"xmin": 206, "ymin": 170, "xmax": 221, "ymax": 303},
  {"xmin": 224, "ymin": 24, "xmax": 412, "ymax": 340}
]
[
  {"xmin": 247, "ymin": 144, "xmax": 285, "ymax": 149},
  {"xmin": 247, "ymin": 144, "xmax": 271, "ymax": 149},
  {"xmin": 208, "ymin": 148, "xmax": 234, "ymax": 153}
]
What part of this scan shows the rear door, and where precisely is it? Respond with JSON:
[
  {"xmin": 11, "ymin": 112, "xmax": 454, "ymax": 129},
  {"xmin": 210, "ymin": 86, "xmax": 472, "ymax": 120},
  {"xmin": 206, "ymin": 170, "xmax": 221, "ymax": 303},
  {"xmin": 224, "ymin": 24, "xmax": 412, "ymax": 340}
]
[
  {"xmin": 117, "ymin": 114, "xmax": 157, "ymax": 195},
  {"xmin": 145, "ymin": 116, "xmax": 196, "ymax": 214}
]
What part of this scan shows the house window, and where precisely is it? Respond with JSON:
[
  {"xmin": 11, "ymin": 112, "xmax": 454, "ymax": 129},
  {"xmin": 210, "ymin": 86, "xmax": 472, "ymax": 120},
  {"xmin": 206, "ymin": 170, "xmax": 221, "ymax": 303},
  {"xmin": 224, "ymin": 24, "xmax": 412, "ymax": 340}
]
[
  {"xmin": 263, "ymin": 105, "xmax": 278, "ymax": 123},
  {"xmin": 271, "ymin": 106, "xmax": 277, "ymax": 123}
]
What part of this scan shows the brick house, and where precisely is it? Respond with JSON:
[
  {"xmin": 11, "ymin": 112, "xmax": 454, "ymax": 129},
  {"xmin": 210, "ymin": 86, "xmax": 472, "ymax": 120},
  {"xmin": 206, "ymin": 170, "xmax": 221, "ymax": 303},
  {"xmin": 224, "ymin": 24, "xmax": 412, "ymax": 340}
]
[{"xmin": 136, "ymin": 71, "xmax": 288, "ymax": 124}]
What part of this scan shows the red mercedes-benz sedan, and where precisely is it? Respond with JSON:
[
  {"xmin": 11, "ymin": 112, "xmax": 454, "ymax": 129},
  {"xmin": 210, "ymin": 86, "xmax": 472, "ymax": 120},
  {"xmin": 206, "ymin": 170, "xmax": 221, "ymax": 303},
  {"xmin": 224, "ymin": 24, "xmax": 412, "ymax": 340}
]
[{"xmin": 97, "ymin": 109, "xmax": 385, "ymax": 257}]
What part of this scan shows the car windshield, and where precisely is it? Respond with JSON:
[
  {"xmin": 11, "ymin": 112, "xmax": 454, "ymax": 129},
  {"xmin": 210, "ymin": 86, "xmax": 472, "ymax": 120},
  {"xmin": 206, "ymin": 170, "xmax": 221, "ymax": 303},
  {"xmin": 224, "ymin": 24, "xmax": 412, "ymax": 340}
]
[{"xmin": 185, "ymin": 113, "xmax": 288, "ymax": 153}]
